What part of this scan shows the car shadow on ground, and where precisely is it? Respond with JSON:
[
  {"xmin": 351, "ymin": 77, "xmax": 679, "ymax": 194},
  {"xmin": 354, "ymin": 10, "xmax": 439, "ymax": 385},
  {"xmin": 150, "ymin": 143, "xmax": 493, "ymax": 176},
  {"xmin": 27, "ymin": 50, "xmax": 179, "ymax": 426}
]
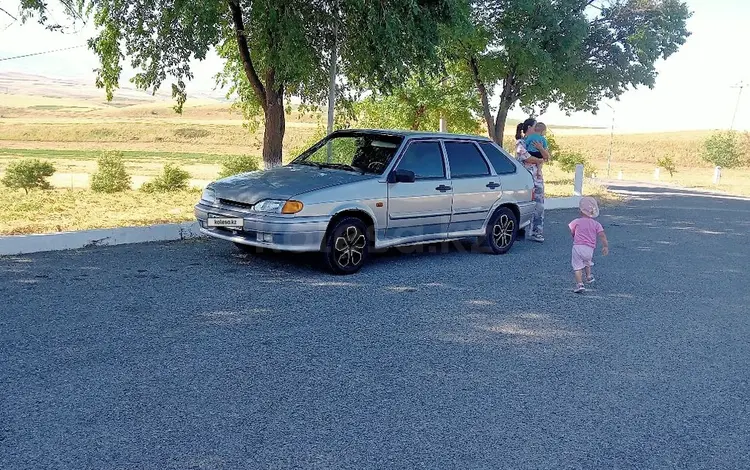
[{"xmin": 227, "ymin": 236, "xmax": 534, "ymax": 274}]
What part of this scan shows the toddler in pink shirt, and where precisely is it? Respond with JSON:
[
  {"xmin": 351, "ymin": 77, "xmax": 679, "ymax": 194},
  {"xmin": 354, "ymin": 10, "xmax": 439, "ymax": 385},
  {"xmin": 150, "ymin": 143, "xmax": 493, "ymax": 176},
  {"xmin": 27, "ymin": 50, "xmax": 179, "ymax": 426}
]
[{"xmin": 569, "ymin": 197, "xmax": 609, "ymax": 293}]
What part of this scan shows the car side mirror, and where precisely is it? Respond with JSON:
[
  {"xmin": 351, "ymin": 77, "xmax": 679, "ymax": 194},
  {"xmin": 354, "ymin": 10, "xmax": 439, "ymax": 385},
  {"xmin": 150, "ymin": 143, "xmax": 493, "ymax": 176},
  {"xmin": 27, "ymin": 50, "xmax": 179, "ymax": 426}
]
[{"xmin": 389, "ymin": 169, "xmax": 416, "ymax": 183}]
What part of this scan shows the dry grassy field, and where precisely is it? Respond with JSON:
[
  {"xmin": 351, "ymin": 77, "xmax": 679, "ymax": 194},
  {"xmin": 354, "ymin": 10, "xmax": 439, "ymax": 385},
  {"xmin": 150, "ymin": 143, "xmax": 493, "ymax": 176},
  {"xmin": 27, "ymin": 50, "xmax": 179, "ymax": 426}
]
[{"xmin": 1, "ymin": 91, "xmax": 747, "ymax": 235}]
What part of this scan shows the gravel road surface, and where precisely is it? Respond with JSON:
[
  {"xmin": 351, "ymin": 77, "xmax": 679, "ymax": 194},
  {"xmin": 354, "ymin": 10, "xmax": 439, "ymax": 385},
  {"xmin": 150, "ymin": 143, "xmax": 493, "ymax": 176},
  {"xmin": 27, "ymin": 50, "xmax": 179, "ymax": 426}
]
[{"xmin": 2, "ymin": 182, "xmax": 749, "ymax": 469}]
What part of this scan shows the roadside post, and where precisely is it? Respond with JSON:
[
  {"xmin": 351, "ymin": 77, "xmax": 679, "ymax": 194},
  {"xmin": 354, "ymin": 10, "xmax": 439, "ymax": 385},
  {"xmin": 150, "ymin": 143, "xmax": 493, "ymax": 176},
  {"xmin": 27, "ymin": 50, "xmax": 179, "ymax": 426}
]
[{"xmin": 574, "ymin": 164, "xmax": 584, "ymax": 196}]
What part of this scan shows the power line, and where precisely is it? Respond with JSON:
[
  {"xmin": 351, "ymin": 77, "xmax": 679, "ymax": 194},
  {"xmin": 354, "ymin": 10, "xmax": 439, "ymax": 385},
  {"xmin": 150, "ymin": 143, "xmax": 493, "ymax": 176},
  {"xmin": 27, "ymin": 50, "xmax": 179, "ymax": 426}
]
[
  {"xmin": 0, "ymin": 7, "xmax": 17, "ymax": 21},
  {"xmin": 0, "ymin": 44, "xmax": 86, "ymax": 62}
]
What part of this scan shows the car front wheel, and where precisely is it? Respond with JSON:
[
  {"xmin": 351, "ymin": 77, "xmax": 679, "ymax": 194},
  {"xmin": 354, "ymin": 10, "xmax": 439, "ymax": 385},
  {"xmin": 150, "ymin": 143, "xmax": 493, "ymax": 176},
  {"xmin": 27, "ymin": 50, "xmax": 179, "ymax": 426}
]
[
  {"xmin": 323, "ymin": 217, "xmax": 369, "ymax": 274},
  {"xmin": 485, "ymin": 207, "xmax": 518, "ymax": 254}
]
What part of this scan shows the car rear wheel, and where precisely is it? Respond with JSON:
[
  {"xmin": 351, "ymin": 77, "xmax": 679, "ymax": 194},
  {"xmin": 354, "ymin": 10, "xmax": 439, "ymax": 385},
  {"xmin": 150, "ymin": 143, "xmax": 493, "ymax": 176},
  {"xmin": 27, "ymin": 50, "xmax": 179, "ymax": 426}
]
[
  {"xmin": 323, "ymin": 217, "xmax": 369, "ymax": 274},
  {"xmin": 484, "ymin": 207, "xmax": 518, "ymax": 254}
]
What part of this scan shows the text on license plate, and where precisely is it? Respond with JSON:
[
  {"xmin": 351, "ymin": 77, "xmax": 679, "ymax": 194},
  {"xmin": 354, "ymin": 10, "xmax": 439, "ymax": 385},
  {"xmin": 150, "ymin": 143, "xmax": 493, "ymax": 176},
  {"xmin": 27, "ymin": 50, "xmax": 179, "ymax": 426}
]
[{"xmin": 207, "ymin": 217, "xmax": 243, "ymax": 227}]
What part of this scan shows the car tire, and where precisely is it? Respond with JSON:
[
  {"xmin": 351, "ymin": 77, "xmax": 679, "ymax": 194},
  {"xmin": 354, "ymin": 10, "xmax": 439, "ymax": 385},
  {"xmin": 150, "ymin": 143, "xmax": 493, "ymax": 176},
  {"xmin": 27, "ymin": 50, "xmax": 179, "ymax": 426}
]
[
  {"xmin": 323, "ymin": 217, "xmax": 369, "ymax": 274},
  {"xmin": 484, "ymin": 207, "xmax": 518, "ymax": 255}
]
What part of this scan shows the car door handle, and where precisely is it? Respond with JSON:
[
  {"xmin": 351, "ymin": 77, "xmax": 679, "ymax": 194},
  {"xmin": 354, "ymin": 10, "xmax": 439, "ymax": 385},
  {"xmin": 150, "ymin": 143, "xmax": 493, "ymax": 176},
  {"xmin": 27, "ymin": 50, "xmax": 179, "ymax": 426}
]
[
  {"xmin": 435, "ymin": 185, "xmax": 452, "ymax": 192},
  {"xmin": 486, "ymin": 182, "xmax": 501, "ymax": 189}
]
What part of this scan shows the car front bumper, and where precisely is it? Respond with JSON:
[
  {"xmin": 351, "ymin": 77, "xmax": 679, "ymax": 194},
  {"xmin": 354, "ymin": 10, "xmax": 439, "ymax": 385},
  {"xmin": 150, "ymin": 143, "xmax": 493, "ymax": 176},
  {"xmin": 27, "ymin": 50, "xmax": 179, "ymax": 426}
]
[{"xmin": 194, "ymin": 202, "xmax": 330, "ymax": 252}]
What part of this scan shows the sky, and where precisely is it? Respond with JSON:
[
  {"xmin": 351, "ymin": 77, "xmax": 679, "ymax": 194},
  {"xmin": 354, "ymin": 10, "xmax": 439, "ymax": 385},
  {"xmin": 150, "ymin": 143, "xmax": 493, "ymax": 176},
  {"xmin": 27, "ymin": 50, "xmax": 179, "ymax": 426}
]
[{"xmin": 1, "ymin": 0, "xmax": 748, "ymax": 133}]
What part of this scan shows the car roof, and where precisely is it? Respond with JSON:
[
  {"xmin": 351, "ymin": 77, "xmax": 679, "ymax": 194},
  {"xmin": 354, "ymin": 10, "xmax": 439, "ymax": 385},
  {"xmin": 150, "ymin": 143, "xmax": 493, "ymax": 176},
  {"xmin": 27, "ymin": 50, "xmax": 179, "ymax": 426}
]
[{"xmin": 331, "ymin": 128, "xmax": 493, "ymax": 142}]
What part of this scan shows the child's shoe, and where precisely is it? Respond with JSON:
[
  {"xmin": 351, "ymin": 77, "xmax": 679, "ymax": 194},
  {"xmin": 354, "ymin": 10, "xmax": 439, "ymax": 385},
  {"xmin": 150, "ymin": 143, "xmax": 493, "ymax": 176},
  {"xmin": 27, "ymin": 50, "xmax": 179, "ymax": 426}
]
[
  {"xmin": 530, "ymin": 233, "xmax": 545, "ymax": 243},
  {"xmin": 586, "ymin": 276, "xmax": 595, "ymax": 284},
  {"xmin": 574, "ymin": 283, "xmax": 586, "ymax": 293}
]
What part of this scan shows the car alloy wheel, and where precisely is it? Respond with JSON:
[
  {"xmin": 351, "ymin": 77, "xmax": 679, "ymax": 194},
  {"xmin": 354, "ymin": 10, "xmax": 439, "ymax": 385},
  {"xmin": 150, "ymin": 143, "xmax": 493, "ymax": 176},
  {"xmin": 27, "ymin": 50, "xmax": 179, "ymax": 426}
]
[
  {"xmin": 324, "ymin": 217, "xmax": 370, "ymax": 274},
  {"xmin": 334, "ymin": 225, "xmax": 366, "ymax": 268},
  {"xmin": 485, "ymin": 207, "xmax": 518, "ymax": 255},
  {"xmin": 492, "ymin": 214, "xmax": 515, "ymax": 249}
]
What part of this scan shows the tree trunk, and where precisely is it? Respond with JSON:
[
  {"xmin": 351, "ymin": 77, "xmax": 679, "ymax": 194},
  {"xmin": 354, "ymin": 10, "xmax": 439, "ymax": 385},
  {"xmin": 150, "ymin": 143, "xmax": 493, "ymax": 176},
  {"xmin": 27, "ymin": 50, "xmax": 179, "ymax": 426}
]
[
  {"xmin": 412, "ymin": 104, "xmax": 427, "ymax": 130},
  {"xmin": 229, "ymin": 1, "xmax": 285, "ymax": 169},
  {"xmin": 262, "ymin": 88, "xmax": 285, "ymax": 169},
  {"xmin": 492, "ymin": 74, "xmax": 519, "ymax": 146},
  {"xmin": 468, "ymin": 56, "xmax": 494, "ymax": 140},
  {"xmin": 493, "ymin": 101, "xmax": 511, "ymax": 145}
]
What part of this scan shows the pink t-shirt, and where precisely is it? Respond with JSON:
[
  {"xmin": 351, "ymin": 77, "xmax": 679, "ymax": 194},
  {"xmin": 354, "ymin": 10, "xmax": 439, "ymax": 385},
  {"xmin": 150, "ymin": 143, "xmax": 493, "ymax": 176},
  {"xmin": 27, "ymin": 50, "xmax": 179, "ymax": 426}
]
[{"xmin": 569, "ymin": 217, "xmax": 604, "ymax": 248}]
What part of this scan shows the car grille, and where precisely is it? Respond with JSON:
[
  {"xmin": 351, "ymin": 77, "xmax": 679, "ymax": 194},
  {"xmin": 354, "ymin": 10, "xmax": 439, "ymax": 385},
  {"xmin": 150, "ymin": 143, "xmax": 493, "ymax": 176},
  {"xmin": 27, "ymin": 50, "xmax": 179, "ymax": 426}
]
[{"xmin": 218, "ymin": 198, "xmax": 254, "ymax": 210}]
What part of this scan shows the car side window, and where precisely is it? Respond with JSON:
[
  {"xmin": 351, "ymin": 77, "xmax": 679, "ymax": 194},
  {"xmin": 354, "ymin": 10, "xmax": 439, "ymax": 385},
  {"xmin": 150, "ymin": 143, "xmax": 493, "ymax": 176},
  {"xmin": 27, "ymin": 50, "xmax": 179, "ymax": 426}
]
[
  {"xmin": 444, "ymin": 141, "xmax": 491, "ymax": 178},
  {"xmin": 479, "ymin": 142, "xmax": 517, "ymax": 175},
  {"xmin": 396, "ymin": 142, "xmax": 446, "ymax": 179}
]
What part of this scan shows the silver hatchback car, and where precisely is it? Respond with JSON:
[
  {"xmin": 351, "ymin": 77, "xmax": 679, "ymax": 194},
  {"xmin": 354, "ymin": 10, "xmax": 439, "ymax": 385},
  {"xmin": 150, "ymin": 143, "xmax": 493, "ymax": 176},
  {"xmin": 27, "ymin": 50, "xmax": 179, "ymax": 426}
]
[{"xmin": 195, "ymin": 129, "xmax": 535, "ymax": 274}]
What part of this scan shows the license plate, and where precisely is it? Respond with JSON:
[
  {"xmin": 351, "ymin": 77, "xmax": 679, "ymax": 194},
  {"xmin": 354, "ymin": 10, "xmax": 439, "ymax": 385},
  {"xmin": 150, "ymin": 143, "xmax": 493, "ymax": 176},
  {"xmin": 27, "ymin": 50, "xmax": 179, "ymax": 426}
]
[{"xmin": 207, "ymin": 217, "xmax": 243, "ymax": 228}]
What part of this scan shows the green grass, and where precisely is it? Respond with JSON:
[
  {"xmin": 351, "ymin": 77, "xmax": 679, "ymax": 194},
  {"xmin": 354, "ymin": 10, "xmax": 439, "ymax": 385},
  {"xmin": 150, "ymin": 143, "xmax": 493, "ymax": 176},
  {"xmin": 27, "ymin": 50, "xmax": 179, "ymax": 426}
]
[{"xmin": 0, "ymin": 187, "xmax": 201, "ymax": 235}]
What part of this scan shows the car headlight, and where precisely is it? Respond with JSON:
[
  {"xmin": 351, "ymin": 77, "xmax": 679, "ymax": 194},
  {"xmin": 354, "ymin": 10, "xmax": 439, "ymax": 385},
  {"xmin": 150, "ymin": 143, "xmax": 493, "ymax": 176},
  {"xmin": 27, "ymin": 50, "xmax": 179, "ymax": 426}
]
[
  {"xmin": 202, "ymin": 187, "xmax": 216, "ymax": 203},
  {"xmin": 253, "ymin": 199, "xmax": 304, "ymax": 214}
]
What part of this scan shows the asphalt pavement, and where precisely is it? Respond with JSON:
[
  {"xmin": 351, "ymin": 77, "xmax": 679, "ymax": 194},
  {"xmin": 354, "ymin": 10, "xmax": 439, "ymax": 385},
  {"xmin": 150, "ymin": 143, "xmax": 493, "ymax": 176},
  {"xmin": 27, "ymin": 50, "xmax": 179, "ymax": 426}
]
[{"xmin": 2, "ymin": 182, "xmax": 749, "ymax": 469}]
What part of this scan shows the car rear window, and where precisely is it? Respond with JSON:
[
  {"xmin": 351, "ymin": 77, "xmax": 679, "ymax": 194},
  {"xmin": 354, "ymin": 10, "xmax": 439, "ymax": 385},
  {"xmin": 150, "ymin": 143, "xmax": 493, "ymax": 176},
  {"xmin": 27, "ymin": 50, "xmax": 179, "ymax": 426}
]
[
  {"xmin": 479, "ymin": 142, "xmax": 518, "ymax": 175},
  {"xmin": 444, "ymin": 141, "xmax": 490, "ymax": 178}
]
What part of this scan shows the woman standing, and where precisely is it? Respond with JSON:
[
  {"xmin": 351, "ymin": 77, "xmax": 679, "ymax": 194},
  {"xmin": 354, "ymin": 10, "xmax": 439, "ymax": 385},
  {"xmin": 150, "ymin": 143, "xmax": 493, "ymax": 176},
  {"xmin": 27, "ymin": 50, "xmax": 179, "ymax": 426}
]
[{"xmin": 515, "ymin": 118, "xmax": 550, "ymax": 242}]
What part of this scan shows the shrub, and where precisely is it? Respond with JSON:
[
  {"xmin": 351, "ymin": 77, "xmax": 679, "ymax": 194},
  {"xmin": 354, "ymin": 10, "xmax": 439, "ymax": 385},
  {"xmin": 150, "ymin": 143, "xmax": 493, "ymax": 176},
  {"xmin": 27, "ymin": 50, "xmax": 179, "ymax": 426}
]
[
  {"xmin": 702, "ymin": 131, "xmax": 742, "ymax": 169},
  {"xmin": 657, "ymin": 156, "xmax": 677, "ymax": 177},
  {"xmin": 1, "ymin": 159, "xmax": 56, "ymax": 194},
  {"xmin": 554, "ymin": 151, "xmax": 596, "ymax": 177},
  {"xmin": 141, "ymin": 164, "xmax": 191, "ymax": 193},
  {"xmin": 90, "ymin": 151, "xmax": 132, "ymax": 193},
  {"xmin": 218, "ymin": 155, "xmax": 261, "ymax": 178}
]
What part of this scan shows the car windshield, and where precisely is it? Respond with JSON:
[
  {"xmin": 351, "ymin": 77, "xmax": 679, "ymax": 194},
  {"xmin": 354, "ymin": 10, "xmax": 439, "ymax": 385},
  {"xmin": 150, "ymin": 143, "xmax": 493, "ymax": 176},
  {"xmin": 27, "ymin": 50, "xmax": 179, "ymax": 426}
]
[{"xmin": 292, "ymin": 133, "xmax": 404, "ymax": 175}]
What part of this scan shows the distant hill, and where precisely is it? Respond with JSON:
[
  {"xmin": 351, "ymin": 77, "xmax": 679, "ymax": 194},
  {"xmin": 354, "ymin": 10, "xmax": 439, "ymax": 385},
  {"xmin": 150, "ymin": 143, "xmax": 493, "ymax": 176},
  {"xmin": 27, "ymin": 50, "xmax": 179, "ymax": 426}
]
[{"xmin": 0, "ymin": 71, "xmax": 229, "ymax": 105}]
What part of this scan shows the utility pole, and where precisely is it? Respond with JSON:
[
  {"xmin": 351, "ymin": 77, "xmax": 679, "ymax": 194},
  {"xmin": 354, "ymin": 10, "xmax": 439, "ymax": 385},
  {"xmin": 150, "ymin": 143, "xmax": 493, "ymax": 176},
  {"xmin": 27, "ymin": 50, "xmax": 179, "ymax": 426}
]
[
  {"xmin": 730, "ymin": 80, "xmax": 745, "ymax": 131},
  {"xmin": 326, "ymin": 25, "xmax": 338, "ymax": 136},
  {"xmin": 604, "ymin": 103, "xmax": 615, "ymax": 179},
  {"xmin": 326, "ymin": 3, "xmax": 339, "ymax": 163}
]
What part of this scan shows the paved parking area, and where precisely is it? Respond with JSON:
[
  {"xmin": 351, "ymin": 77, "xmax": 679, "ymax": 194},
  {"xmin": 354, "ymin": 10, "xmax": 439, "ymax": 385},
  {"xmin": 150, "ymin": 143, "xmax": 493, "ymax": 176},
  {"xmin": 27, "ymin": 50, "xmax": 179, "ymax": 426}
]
[{"xmin": 2, "ymin": 183, "xmax": 749, "ymax": 469}]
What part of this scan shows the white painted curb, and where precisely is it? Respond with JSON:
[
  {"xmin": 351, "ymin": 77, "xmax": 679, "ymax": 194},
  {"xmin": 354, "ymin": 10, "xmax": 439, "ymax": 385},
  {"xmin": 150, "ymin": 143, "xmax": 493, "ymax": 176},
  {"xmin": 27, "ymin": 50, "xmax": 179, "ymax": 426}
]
[
  {"xmin": 0, "ymin": 222, "xmax": 202, "ymax": 256},
  {"xmin": 0, "ymin": 198, "xmax": 583, "ymax": 256},
  {"xmin": 544, "ymin": 196, "xmax": 581, "ymax": 210}
]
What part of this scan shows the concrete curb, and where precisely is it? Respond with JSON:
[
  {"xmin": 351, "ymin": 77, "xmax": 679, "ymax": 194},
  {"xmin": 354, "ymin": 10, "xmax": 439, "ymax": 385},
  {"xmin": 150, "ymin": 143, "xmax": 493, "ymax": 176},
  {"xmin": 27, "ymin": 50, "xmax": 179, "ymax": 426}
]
[
  {"xmin": 0, "ymin": 198, "xmax": 582, "ymax": 256},
  {"xmin": 0, "ymin": 222, "xmax": 202, "ymax": 256},
  {"xmin": 544, "ymin": 196, "xmax": 581, "ymax": 210}
]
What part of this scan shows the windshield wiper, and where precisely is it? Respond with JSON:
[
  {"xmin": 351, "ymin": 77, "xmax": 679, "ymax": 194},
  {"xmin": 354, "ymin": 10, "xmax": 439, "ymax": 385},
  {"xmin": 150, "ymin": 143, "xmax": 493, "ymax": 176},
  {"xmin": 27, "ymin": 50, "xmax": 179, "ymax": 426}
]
[
  {"xmin": 295, "ymin": 161, "xmax": 324, "ymax": 169},
  {"xmin": 320, "ymin": 162, "xmax": 365, "ymax": 174}
]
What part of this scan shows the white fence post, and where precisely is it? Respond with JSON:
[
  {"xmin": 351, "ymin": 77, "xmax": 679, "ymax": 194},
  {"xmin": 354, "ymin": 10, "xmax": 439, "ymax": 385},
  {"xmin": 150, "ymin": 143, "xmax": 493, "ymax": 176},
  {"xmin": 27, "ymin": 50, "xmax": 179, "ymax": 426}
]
[
  {"xmin": 574, "ymin": 164, "xmax": 584, "ymax": 196},
  {"xmin": 713, "ymin": 166, "xmax": 721, "ymax": 184},
  {"xmin": 653, "ymin": 168, "xmax": 660, "ymax": 181},
  {"xmin": 439, "ymin": 117, "xmax": 447, "ymax": 133}
]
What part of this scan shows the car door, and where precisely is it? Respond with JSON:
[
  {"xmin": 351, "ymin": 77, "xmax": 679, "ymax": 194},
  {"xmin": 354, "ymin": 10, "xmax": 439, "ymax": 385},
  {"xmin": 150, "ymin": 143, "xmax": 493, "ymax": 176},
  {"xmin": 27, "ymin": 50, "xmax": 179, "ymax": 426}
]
[
  {"xmin": 443, "ymin": 140, "xmax": 502, "ymax": 236},
  {"xmin": 386, "ymin": 140, "xmax": 453, "ymax": 242}
]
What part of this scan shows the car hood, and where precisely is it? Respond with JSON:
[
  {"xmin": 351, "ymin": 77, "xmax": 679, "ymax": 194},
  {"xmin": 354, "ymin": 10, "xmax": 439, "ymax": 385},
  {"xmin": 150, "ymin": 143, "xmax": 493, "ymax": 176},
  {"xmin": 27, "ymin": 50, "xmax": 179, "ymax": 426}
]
[{"xmin": 210, "ymin": 164, "xmax": 376, "ymax": 204}]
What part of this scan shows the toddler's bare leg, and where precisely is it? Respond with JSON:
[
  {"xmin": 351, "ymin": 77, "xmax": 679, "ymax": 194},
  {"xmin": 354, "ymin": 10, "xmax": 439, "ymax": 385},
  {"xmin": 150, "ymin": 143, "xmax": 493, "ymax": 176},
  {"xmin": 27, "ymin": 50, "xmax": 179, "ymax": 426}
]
[
  {"xmin": 574, "ymin": 269, "xmax": 584, "ymax": 285},
  {"xmin": 585, "ymin": 265, "xmax": 592, "ymax": 280}
]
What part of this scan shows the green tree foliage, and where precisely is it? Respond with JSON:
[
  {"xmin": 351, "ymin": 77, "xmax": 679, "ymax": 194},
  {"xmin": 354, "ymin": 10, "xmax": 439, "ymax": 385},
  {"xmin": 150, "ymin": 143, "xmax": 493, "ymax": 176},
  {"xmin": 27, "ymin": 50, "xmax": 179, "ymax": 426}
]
[
  {"xmin": 19, "ymin": 1, "xmax": 466, "ymax": 171},
  {"xmin": 1, "ymin": 159, "xmax": 56, "ymax": 194},
  {"xmin": 21, "ymin": 1, "xmax": 463, "ymax": 168},
  {"xmin": 354, "ymin": 62, "xmax": 481, "ymax": 135},
  {"xmin": 554, "ymin": 151, "xmax": 596, "ymax": 178},
  {"xmin": 461, "ymin": 0, "xmax": 691, "ymax": 144},
  {"xmin": 90, "ymin": 151, "xmax": 132, "ymax": 193},
  {"xmin": 219, "ymin": 155, "xmax": 261, "ymax": 179},
  {"xmin": 657, "ymin": 155, "xmax": 677, "ymax": 177},
  {"xmin": 702, "ymin": 131, "xmax": 743, "ymax": 169},
  {"xmin": 141, "ymin": 164, "xmax": 191, "ymax": 193}
]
